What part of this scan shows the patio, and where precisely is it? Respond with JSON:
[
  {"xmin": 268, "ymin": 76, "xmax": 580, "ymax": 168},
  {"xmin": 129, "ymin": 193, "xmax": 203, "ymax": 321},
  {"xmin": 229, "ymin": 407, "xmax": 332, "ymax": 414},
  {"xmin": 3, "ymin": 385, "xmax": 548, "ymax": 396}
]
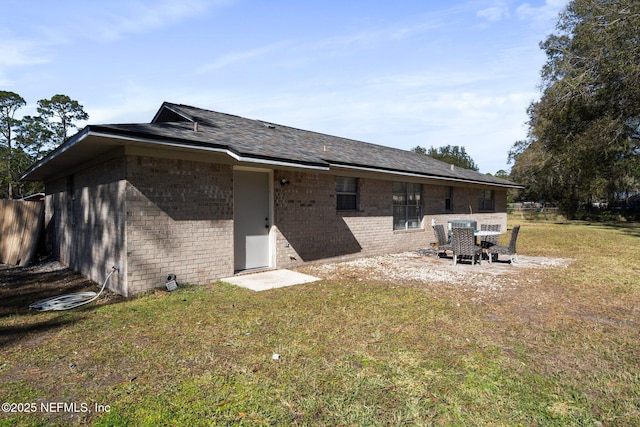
[{"xmin": 299, "ymin": 250, "xmax": 572, "ymax": 294}]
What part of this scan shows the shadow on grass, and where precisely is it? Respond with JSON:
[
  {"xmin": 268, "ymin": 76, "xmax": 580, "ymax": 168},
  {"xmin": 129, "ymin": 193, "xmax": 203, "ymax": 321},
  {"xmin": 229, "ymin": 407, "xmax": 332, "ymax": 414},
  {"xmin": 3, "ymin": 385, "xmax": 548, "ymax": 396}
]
[
  {"xmin": 0, "ymin": 315, "xmax": 83, "ymax": 347},
  {"xmin": 526, "ymin": 218, "xmax": 640, "ymax": 238},
  {"xmin": 556, "ymin": 220, "xmax": 640, "ymax": 238},
  {"xmin": 0, "ymin": 260, "xmax": 127, "ymax": 347},
  {"xmin": 595, "ymin": 221, "xmax": 640, "ymax": 238}
]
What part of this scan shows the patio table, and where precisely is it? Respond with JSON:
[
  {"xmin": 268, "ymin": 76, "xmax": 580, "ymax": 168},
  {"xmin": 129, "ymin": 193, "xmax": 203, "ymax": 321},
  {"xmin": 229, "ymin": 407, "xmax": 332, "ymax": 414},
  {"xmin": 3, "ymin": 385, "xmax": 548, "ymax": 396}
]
[
  {"xmin": 473, "ymin": 230, "xmax": 501, "ymax": 237},
  {"xmin": 474, "ymin": 230, "xmax": 502, "ymax": 259},
  {"xmin": 448, "ymin": 229, "xmax": 501, "ymax": 241},
  {"xmin": 474, "ymin": 230, "xmax": 501, "ymax": 243}
]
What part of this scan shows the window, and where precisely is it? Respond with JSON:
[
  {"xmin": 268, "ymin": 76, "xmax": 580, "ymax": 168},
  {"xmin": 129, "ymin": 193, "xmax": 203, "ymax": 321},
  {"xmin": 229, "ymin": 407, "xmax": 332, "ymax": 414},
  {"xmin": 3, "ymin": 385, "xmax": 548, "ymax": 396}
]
[
  {"xmin": 478, "ymin": 189, "xmax": 495, "ymax": 211},
  {"xmin": 393, "ymin": 182, "xmax": 423, "ymax": 230},
  {"xmin": 445, "ymin": 186, "xmax": 453, "ymax": 211},
  {"xmin": 336, "ymin": 176, "xmax": 358, "ymax": 211}
]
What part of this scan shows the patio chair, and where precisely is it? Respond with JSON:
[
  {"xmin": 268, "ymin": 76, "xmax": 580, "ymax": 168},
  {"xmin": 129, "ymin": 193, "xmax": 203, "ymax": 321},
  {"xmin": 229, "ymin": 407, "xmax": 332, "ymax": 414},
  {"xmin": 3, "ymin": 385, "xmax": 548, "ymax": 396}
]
[
  {"xmin": 480, "ymin": 224, "xmax": 501, "ymax": 248},
  {"xmin": 487, "ymin": 225, "xmax": 520, "ymax": 264},
  {"xmin": 480, "ymin": 224, "xmax": 501, "ymax": 261},
  {"xmin": 432, "ymin": 224, "xmax": 452, "ymax": 257},
  {"xmin": 452, "ymin": 227, "xmax": 482, "ymax": 266}
]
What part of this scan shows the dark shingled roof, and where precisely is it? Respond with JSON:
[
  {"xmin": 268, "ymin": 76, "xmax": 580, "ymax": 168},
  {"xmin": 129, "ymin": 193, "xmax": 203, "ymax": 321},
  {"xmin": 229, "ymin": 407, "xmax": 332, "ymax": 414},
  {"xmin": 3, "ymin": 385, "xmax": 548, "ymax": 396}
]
[{"xmin": 23, "ymin": 101, "xmax": 521, "ymax": 188}]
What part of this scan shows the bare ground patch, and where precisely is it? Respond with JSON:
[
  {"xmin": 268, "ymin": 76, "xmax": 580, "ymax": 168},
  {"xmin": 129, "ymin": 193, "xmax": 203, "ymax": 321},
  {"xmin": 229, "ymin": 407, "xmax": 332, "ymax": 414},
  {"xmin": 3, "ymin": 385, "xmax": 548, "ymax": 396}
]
[
  {"xmin": 0, "ymin": 260, "xmax": 122, "ymax": 309},
  {"xmin": 300, "ymin": 250, "xmax": 572, "ymax": 293},
  {"xmin": 0, "ymin": 260, "xmax": 124, "ymax": 349}
]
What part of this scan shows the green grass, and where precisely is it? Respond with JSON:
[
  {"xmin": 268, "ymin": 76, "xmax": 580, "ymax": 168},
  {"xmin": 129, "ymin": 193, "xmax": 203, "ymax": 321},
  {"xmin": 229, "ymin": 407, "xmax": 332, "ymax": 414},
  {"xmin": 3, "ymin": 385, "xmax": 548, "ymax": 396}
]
[{"xmin": 1, "ymin": 219, "xmax": 639, "ymax": 426}]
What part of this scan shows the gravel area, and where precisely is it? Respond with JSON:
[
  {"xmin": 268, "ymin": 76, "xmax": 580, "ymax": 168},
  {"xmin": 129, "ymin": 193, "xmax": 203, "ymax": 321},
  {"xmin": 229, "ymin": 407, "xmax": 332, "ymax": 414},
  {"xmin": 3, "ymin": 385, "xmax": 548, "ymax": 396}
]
[{"xmin": 301, "ymin": 250, "xmax": 572, "ymax": 292}]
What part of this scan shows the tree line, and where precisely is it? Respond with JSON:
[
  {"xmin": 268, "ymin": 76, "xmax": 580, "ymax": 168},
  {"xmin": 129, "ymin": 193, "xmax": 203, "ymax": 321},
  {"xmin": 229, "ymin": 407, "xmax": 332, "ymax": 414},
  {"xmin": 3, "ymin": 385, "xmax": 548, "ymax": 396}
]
[
  {"xmin": 418, "ymin": 1, "xmax": 639, "ymax": 220},
  {"xmin": 0, "ymin": 92, "xmax": 88, "ymax": 199},
  {"xmin": 509, "ymin": 0, "xmax": 640, "ymax": 219}
]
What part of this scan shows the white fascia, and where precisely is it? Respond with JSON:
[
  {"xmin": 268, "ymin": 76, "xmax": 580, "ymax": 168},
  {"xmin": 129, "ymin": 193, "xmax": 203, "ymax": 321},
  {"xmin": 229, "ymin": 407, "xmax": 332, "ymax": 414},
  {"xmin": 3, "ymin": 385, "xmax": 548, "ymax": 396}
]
[
  {"xmin": 20, "ymin": 127, "xmax": 91, "ymax": 180},
  {"xmin": 329, "ymin": 163, "xmax": 522, "ymax": 189}
]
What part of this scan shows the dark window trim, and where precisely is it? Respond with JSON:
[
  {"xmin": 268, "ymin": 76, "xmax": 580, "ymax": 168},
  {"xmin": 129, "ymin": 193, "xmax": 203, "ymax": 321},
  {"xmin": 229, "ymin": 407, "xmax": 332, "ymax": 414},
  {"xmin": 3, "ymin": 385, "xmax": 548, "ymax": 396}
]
[
  {"xmin": 445, "ymin": 186, "xmax": 453, "ymax": 211},
  {"xmin": 336, "ymin": 176, "xmax": 359, "ymax": 211},
  {"xmin": 393, "ymin": 182, "xmax": 423, "ymax": 230},
  {"xmin": 478, "ymin": 189, "xmax": 495, "ymax": 211}
]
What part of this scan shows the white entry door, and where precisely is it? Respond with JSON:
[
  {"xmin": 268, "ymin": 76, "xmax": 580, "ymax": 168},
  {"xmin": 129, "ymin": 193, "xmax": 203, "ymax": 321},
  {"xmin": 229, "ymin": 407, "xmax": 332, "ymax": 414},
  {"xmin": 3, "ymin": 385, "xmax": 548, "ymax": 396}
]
[{"xmin": 234, "ymin": 170, "xmax": 271, "ymax": 271}]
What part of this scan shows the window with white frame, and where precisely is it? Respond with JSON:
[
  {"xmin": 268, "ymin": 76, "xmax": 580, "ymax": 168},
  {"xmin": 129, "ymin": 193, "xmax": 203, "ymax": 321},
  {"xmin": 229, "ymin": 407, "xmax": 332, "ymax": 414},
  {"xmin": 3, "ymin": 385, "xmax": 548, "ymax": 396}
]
[
  {"xmin": 393, "ymin": 182, "xmax": 423, "ymax": 230},
  {"xmin": 478, "ymin": 189, "xmax": 495, "ymax": 211},
  {"xmin": 336, "ymin": 176, "xmax": 358, "ymax": 211}
]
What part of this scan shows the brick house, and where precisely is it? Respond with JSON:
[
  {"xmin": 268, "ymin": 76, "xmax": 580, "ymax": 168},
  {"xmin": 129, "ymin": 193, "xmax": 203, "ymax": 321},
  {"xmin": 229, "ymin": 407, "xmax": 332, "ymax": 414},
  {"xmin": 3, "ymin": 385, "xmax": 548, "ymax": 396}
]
[{"xmin": 22, "ymin": 102, "xmax": 521, "ymax": 296}]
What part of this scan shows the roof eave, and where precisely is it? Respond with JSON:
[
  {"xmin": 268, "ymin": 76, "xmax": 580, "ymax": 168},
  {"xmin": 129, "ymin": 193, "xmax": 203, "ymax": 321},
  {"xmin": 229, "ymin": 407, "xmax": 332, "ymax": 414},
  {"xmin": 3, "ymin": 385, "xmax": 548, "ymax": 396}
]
[
  {"xmin": 21, "ymin": 127, "xmax": 331, "ymax": 182},
  {"xmin": 20, "ymin": 127, "xmax": 91, "ymax": 181},
  {"xmin": 328, "ymin": 162, "xmax": 523, "ymax": 189}
]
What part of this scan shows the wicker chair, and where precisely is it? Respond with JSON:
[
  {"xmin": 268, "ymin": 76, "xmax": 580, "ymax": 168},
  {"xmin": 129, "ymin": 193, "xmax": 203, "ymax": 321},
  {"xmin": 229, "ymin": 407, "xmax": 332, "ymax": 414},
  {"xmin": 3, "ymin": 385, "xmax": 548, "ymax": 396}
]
[
  {"xmin": 487, "ymin": 225, "xmax": 520, "ymax": 264},
  {"xmin": 452, "ymin": 227, "xmax": 483, "ymax": 266},
  {"xmin": 480, "ymin": 224, "xmax": 501, "ymax": 248},
  {"xmin": 432, "ymin": 224, "xmax": 452, "ymax": 257},
  {"xmin": 480, "ymin": 224, "xmax": 501, "ymax": 261}
]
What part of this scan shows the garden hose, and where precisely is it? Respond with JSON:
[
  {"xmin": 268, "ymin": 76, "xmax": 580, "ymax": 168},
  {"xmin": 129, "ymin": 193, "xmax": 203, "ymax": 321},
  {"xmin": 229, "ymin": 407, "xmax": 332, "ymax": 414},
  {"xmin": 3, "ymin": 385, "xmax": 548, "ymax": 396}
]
[{"xmin": 28, "ymin": 266, "xmax": 118, "ymax": 311}]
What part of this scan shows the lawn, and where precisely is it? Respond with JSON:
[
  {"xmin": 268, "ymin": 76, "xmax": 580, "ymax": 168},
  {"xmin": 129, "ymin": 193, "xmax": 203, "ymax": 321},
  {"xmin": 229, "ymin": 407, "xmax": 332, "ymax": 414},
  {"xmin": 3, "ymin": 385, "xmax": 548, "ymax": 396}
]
[{"xmin": 1, "ymin": 219, "xmax": 639, "ymax": 426}]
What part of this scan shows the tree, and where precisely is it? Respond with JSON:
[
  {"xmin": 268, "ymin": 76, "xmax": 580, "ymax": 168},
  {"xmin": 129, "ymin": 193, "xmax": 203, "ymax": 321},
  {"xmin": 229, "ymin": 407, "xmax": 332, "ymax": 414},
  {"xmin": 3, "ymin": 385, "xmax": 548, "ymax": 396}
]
[
  {"xmin": 16, "ymin": 115, "xmax": 54, "ymax": 163},
  {"xmin": 0, "ymin": 91, "xmax": 26, "ymax": 198},
  {"xmin": 0, "ymin": 92, "xmax": 89, "ymax": 198},
  {"xmin": 510, "ymin": 0, "xmax": 640, "ymax": 218},
  {"xmin": 413, "ymin": 145, "xmax": 479, "ymax": 171},
  {"xmin": 494, "ymin": 170, "xmax": 509, "ymax": 179},
  {"xmin": 37, "ymin": 94, "xmax": 89, "ymax": 147}
]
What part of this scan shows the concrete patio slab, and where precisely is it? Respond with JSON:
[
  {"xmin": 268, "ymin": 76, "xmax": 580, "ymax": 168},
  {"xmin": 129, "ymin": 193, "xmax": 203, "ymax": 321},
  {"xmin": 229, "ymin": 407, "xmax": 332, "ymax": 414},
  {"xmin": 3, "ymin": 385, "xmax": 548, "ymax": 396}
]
[{"xmin": 221, "ymin": 269, "xmax": 321, "ymax": 291}]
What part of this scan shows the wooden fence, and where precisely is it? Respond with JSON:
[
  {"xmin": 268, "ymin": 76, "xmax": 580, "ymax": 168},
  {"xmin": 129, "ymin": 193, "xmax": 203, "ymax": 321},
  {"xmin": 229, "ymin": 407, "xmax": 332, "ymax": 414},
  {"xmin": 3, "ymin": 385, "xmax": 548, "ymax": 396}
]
[{"xmin": 0, "ymin": 199, "xmax": 44, "ymax": 266}]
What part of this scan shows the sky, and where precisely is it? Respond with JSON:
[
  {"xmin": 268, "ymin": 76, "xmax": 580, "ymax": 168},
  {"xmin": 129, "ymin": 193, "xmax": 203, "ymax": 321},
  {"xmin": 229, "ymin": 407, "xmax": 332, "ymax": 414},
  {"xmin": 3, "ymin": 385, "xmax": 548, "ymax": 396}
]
[{"xmin": 1, "ymin": 0, "xmax": 569, "ymax": 174}]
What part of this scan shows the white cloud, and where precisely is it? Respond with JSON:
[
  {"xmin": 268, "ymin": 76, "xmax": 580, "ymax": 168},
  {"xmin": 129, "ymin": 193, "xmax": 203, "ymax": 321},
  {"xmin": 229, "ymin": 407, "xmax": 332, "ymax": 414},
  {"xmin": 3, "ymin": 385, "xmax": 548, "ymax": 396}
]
[
  {"xmin": 33, "ymin": 0, "xmax": 233, "ymax": 44},
  {"xmin": 87, "ymin": 80, "xmax": 179, "ymax": 124},
  {"xmin": 0, "ymin": 35, "xmax": 51, "ymax": 68},
  {"xmin": 516, "ymin": 0, "xmax": 568, "ymax": 28},
  {"xmin": 0, "ymin": 33, "xmax": 52, "ymax": 87},
  {"xmin": 475, "ymin": 0, "xmax": 568, "ymax": 28},
  {"xmin": 477, "ymin": 1, "xmax": 511, "ymax": 22},
  {"xmin": 365, "ymin": 69, "xmax": 498, "ymax": 90},
  {"xmin": 315, "ymin": 19, "xmax": 443, "ymax": 50},
  {"xmin": 0, "ymin": 45, "xmax": 39, "ymax": 68},
  {"xmin": 87, "ymin": 0, "xmax": 221, "ymax": 41},
  {"xmin": 194, "ymin": 41, "xmax": 293, "ymax": 74}
]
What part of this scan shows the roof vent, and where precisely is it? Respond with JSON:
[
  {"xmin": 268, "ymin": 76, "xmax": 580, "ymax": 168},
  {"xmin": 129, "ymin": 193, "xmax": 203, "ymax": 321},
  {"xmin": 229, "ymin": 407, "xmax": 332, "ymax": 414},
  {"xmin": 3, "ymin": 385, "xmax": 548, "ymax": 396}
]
[
  {"xmin": 450, "ymin": 164, "xmax": 454, "ymax": 171},
  {"xmin": 193, "ymin": 122, "xmax": 199, "ymax": 132},
  {"xmin": 263, "ymin": 123, "xmax": 276, "ymax": 129}
]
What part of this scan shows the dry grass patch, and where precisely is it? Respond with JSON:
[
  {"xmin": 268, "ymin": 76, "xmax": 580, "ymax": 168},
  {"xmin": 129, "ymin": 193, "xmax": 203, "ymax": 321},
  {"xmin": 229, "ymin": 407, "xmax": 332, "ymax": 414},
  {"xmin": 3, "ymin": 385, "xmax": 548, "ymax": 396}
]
[{"xmin": 1, "ymin": 220, "xmax": 639, "ymax": 426}]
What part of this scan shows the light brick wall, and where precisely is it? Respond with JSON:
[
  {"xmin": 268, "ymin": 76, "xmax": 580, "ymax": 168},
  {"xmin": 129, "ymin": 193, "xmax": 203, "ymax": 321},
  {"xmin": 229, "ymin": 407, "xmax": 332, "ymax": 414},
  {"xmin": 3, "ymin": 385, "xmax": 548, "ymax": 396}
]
[
  {"xmin": 44, "ymin": 158, "xmax": 127, "ymax": 294},
  {"xmin": 46, "ymin": 155, "xmax": 235, "ymax": 296},
  {"xmin": 45, "ymin": 154, "xmax": 508, "ymax": 295},
  {"xmin": 44, "ymin": 177, "xmax": 64, "ymax": 261},
  {"xmin": 423, "ymin": 184, "xmax": 508, "ymax": 237},
  {"xmin": 124, "ymin": 156, "xmax": 234, "ymax": 295},
  {"xmin": 273, "ymin": 170, "xmax": 507, "ymax": 268}
]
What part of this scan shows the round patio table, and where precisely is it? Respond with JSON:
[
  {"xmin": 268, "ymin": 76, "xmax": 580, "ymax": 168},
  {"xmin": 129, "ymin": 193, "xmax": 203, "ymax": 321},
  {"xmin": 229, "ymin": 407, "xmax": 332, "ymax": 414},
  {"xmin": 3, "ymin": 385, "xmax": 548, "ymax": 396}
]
[
  {"xmin": 474, "ymin": 230, "xmax": 502, "ymax": 259},
  {"xmin": 473, "ymin": 230, "xmax": 501, "ymax": 237}
]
